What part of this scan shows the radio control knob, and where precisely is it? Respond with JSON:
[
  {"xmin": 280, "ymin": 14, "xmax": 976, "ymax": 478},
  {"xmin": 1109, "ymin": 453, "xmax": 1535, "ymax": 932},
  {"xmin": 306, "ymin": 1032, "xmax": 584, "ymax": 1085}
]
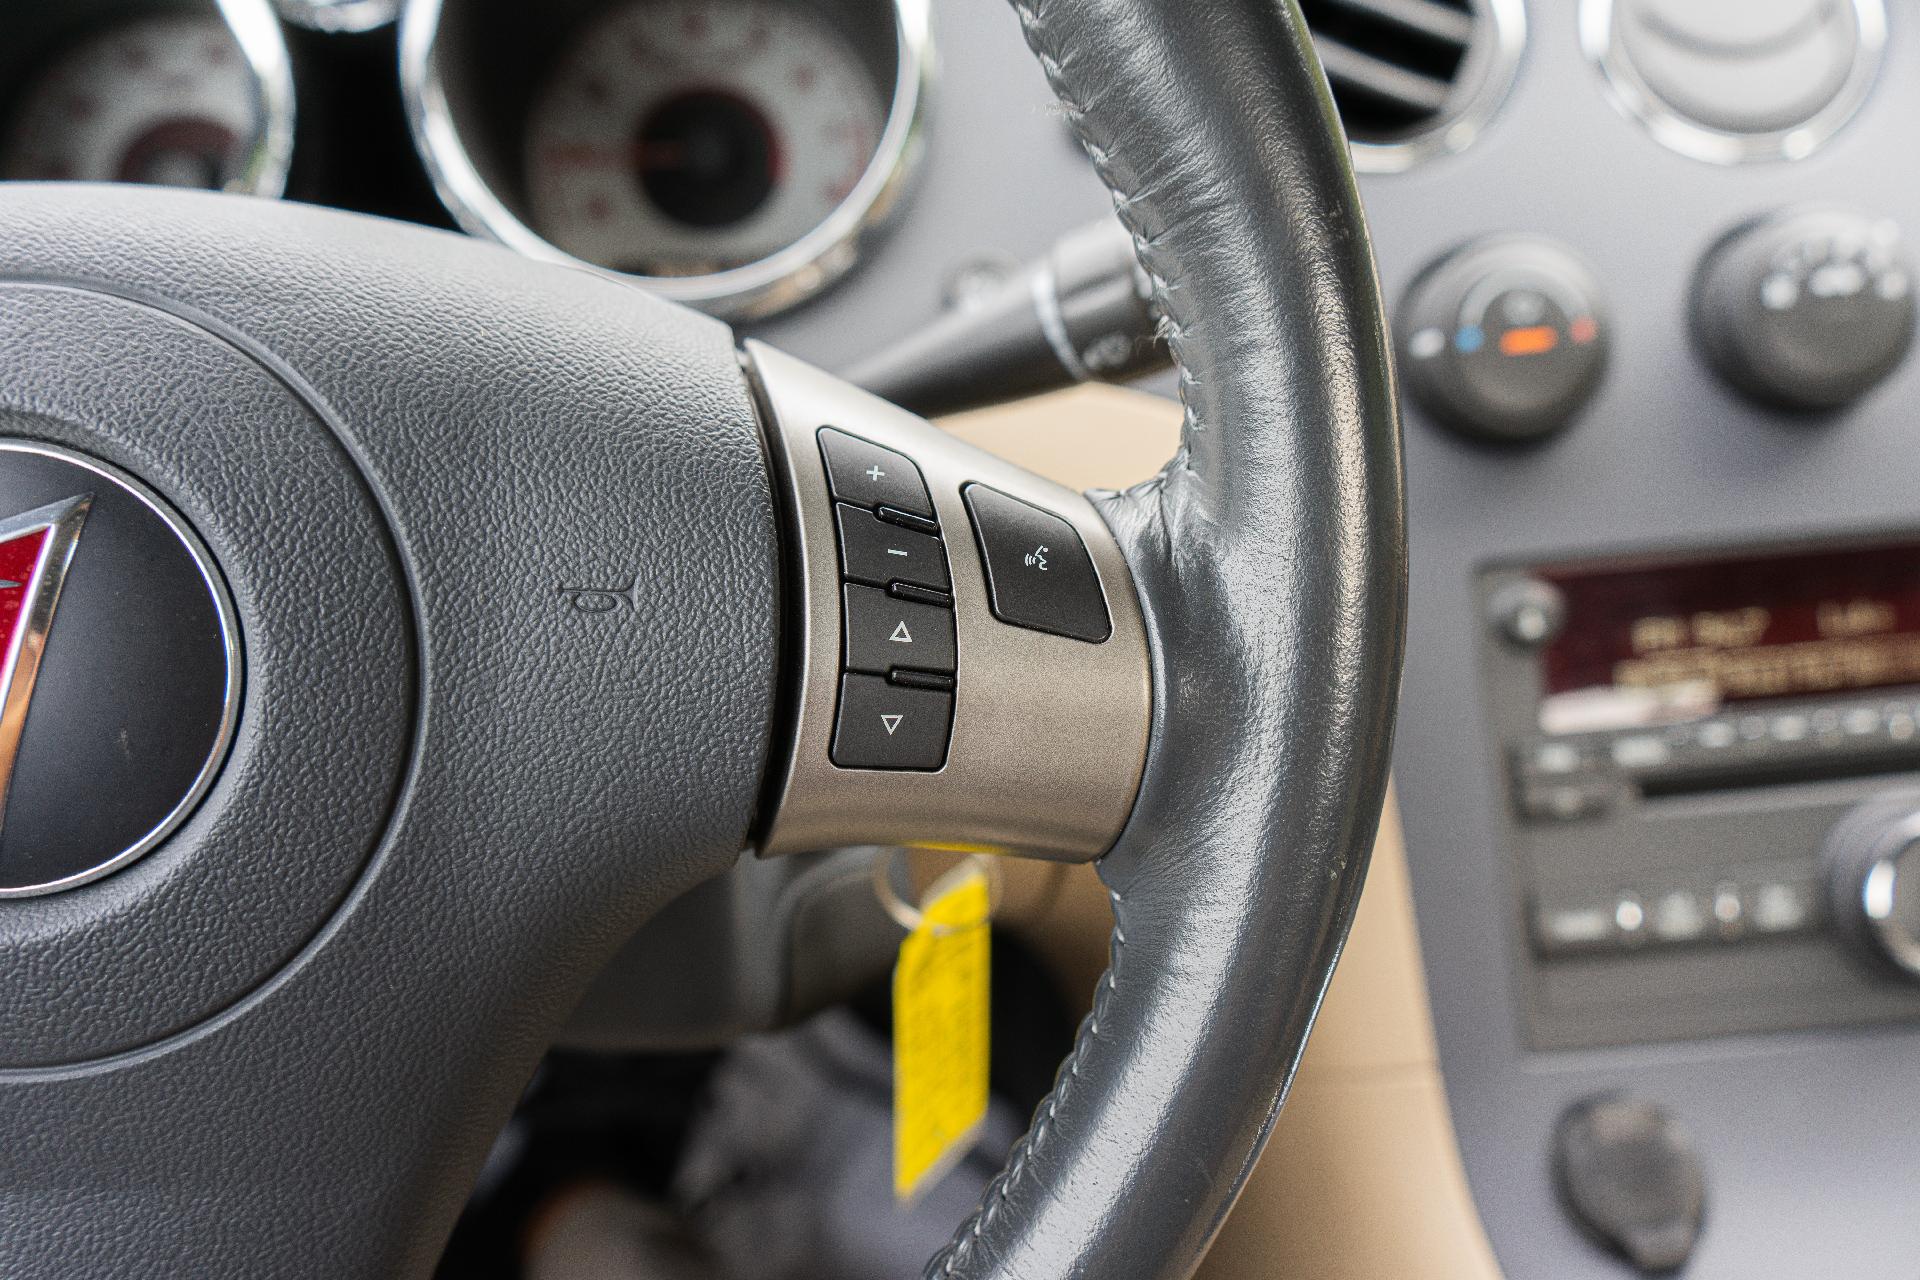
[
  {"xmin": 1693, "ymin": 208, "xmax": 1915, "ymax": 411},
  {"xmin": 1822, "ymin": 794, "xmax": 1920, "ymax": 981}
]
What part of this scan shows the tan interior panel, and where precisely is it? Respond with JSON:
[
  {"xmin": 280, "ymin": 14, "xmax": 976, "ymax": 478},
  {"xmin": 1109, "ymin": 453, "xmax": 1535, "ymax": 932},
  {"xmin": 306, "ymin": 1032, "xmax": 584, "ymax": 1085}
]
[{"xmin": 944, "ymin": 385, "xmax": 1504, "ymax": 1280}]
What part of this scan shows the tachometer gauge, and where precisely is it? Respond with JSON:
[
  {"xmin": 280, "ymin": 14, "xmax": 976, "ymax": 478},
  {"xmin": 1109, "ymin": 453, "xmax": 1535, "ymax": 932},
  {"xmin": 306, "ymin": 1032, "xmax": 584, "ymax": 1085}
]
[
  {"xmin": 0, "ymin": 9, "xmax": 292, "ymax": 195},
  {"xmin": 402, "ymin": 0, "xmax": 930, "ymax": 319},
  {"xmin": 524, "ymin": 1, "xmax": 885, "ymax": 279}
]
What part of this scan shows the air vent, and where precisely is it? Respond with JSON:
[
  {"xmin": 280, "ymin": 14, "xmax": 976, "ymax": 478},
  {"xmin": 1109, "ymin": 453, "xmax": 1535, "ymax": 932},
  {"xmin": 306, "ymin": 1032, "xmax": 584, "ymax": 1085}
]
[{"xmin": 1299, "ymin": 0, "xmax": 1524, "ymax": 171}]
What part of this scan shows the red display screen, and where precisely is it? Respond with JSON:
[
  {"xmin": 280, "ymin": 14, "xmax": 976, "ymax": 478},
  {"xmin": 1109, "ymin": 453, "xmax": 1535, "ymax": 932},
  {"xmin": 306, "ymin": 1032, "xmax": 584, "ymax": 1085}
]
[{"xmin": 1536, "ymin": 538, "xmax": 1920, "ymax": 722}]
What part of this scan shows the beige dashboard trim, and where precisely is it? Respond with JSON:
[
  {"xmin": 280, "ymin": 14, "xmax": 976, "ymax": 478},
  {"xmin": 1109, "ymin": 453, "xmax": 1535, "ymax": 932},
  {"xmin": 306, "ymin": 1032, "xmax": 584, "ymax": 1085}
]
[{"xmin": 942, "ymin": 384, "xmax": 1505, "ymax": 1280}]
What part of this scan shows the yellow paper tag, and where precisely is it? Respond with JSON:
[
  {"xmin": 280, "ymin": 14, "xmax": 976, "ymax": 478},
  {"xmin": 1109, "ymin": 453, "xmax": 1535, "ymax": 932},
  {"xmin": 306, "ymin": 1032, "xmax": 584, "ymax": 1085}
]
[{"xmin": 892, "ymin": 864, "xmax": 992, "ymax": 1203}]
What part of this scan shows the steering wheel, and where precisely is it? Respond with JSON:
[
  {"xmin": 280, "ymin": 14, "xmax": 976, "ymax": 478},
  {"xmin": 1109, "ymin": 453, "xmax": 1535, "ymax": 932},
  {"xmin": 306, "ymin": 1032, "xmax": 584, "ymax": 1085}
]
[{"xmin": 0, "ymin": 0, "xmax": 1402, "ymax": 1275}]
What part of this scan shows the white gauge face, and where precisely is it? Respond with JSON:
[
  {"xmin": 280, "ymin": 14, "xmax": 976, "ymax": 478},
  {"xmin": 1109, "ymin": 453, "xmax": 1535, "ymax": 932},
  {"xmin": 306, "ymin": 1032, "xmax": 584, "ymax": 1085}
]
[
  {"xmin": 524, "ymin": 0, "xmax": 888, "ymax": 278},
  {"xmin": 1, "ymin": 14, "xmax": 262, "ymax": 189}
]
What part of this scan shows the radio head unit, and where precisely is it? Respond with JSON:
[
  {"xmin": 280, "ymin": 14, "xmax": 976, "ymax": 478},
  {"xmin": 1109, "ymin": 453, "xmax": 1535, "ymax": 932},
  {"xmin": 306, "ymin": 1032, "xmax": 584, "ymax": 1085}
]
[{"xmin": 1481, "ymin": 534, "xmax": 1920, "ymax": 1050}]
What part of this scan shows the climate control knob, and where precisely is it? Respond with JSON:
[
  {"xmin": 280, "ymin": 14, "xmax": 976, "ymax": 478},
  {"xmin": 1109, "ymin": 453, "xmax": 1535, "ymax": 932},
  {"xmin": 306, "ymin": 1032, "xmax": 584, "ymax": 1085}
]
[
  {"xmin": 1396, "ymin": 236, "xmax": 1610, "ymax": 444},
  {"xmin": 1823, "ymin": 794, "xmax": 1920, "ymax": 982},
  {"xmin": 1693, "ymin": 208, "xmax": 1915, "ymax": 411}
]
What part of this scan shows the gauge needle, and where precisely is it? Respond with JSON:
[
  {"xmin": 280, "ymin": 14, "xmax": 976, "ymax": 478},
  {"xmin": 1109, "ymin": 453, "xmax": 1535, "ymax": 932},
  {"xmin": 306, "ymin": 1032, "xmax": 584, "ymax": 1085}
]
[{"xmin": 541, "ymin": 143, "xmax": 692, "ymax": 171}]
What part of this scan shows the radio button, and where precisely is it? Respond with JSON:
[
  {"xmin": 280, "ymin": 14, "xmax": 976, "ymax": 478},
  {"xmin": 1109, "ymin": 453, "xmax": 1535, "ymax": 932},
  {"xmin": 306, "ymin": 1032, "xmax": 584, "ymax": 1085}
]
[
  {"xmin": 1749, "ymin": 879, "xmax": 1820, "ymax": 935},
  {"xmin": 1533, "ymin": 740, "xmax": 1585, "ymax": 774},
  {"xmin": 1649, "ymin": 889, "xmax": 1709, "ymax": 944},
  {"xmin": 1613, "ymin": 894, "xmax": 1650, "ymax": 946},
  {"xmin": 1696, "ymin": 720, "xmax": 1738, "ymax": 750},
  {"xmin": 1518, "ymin": 777, "xmax": 1622, "ymax": 822},
  {"xmin": 1533, "ymin": 899, "xmax": 1618, "ymax": 954},
  {"xmin": 1610, "ymin": 734, "xmax": 1672, "ymax": 770},
  {"xmin": 1769, "ymin": 714, "xmax": 1810, "ymax": 744},
  {"xmin": 1709, "ymin": 884, "xmax": 1746, "ymax": 939},
  {"xmin": 1844, "ymin": 706, "xmax": 1883, "ymax": 737}
]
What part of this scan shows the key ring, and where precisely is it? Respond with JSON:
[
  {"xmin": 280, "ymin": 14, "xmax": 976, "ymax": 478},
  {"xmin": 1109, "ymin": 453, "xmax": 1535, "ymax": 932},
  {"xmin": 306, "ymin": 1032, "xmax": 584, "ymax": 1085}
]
[{"xmin": 870, "ymin": 847, "xmax": 1003, "ymax": 934}]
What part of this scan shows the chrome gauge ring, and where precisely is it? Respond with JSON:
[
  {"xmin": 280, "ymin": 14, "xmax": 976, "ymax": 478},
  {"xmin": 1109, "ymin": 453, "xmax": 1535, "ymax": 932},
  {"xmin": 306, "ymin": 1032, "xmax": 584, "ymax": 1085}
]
[
  {"xmin": 0, "ymin": 0, "xmax": 294, "ymax": 197},
  {"xmin": 1582, "ymin": 0, "xmax": 1888, "ymax": 165},
  {"xmin": 401, "ymin": 0, "xmax": 931, "ymax": 320},
  {"xmin": 275, "ymin": 0, "xmax": 402, "ymax": 34}
]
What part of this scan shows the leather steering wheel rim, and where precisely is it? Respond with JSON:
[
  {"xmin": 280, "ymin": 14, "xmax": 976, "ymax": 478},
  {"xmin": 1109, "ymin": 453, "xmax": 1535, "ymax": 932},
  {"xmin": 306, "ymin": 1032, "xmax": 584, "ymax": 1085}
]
[
  {"xmin": 926, "ymin": 1, "xmax": 1404, "ymax": 1274},
  {"xmin": 0, "ymin": 0, "xmax": 1401, "ymax": 1275}
]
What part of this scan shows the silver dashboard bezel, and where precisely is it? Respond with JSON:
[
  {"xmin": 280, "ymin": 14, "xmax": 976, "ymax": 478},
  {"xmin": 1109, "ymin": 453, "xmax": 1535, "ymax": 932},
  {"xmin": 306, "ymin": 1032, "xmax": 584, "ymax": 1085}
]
[
  {"xmin": 399, "ymin": 0, "xmax": 932, "ymax": 320},
  {"xmin": 274, "ymin": 0, "xmax": 401, "ymax": 34},
  {"xmin": 1581, "ymin": 0, "xmax": 1888, "ymax": 166},
  {"xmin": 216, "ymin": 0, "xmax": 298, "ymax": 197},
  {"xmin": 747, "ymin": 342, "xmax": 1151, "ymax": 863},
  {"xmin": 1348, "ymin": 0, "xmax": 1527, "ymax": 176}
]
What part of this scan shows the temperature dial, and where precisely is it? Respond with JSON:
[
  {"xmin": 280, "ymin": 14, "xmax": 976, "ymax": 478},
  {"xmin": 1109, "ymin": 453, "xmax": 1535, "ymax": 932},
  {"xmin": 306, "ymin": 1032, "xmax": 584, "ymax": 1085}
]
[
  {"xmin": 1693, "ymin": 208, "xmax": 1915, "ymax": 411},
  {"xmin": 1397, "ymin": 237, "xmax": 1610, "ymax": 444}
]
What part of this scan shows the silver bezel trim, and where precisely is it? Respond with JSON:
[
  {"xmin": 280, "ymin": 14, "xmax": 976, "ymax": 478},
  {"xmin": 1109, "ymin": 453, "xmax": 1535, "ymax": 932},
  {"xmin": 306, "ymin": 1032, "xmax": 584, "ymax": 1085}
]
[
  {"xmin": 275, "ymin": 0, "xmax": 401, "ymax": 34},
  {"xmin": 1348, "ymin": 0, "xmax": 1527, "ymax": 175},
  {"xmin": 214, "ymin": 0, "xmax": 299, "ymax": 198},
  {"xmin": 1581, "ymin": 0, "xmax": 1887, "ymax": 165},
  {"xmin": 0, "ymin": 442, "xmax": 243, "ymax": 900},
  {"xmin": 399, "ymin": 0, "xmax": 933, "ymax": 320}
]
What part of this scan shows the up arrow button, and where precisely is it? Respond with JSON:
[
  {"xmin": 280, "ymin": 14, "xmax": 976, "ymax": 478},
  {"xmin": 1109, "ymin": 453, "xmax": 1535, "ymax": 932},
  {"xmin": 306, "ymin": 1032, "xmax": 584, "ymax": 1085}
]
[{"xmin": 842, "ymin": 584, "xmax": 954, "ymax": 676}]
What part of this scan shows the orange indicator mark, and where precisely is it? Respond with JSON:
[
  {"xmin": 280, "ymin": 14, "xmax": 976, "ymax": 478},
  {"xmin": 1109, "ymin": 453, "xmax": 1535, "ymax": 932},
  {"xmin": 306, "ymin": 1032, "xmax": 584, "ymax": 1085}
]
[{"xmin": 1499, "ymin": 325, "xmax": 1560, "ymax": 357}]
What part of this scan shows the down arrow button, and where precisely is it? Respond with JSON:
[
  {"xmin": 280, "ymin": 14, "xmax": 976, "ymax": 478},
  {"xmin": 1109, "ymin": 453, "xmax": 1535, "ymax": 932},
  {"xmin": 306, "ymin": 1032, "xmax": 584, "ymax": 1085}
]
[{"xmin": 831, "ymin": 674, "xmax": 953, "ymax": 771}]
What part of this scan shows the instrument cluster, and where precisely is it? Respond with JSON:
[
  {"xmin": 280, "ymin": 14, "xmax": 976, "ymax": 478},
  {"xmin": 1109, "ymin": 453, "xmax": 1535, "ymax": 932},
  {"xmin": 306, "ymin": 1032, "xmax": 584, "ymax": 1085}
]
[
  {"xmin": 0, "ymin": 0, "xmax": 293, "ymax": 197},
  {"xmin": 0, "ymin": 0, "xmax": 928, "ymax": 320}
]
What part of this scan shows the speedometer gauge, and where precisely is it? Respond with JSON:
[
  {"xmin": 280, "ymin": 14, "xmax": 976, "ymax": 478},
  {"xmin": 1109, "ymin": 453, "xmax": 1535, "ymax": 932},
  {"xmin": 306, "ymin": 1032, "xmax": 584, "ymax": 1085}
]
[
  {"xmin": 402, "ymin": 0, "xmax": 929, "ymax": 318},
  {"xmin": 524, "ymin": 1, "xmax": 886, "ymax": 278},
  {"xmin": 0, "ymin": 12, "xmax": 286, "ymax": 193}
]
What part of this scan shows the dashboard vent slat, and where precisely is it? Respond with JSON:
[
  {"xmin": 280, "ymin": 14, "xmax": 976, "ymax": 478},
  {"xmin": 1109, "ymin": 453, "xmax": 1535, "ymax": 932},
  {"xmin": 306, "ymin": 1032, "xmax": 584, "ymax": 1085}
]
[
  {"xmin": 1315, "ymin": 37, "xmax": 1454, "ymax": 116},
  {"xmin": 1327, "ymin": 0, "xmax": 1474, "ymax": 48},
  {"xmin": 1300, "ymin": 0, "xmax": 1518, "ymax": 164}
]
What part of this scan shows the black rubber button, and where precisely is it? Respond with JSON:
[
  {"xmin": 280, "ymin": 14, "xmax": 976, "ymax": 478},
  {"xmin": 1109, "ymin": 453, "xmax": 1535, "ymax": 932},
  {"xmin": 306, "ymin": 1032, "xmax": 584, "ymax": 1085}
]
[
  {"xmin": 831, "ymin": 673, "xmax": 952, "ymax": 770},
  {"xmin": 835, "ymin": 504, "xmax": 950, "ymax": 592},
  {"xmin": 1553, "ymin": 1095, "xmax": 1706, "ymax": 1275},
  {"xmin": 819, "ymin": 428, "xmax": 935, "ymax": 520},
  {"xmin": 962, "ymin": 484, "xmax": 1111, "ymax": 643},
  {"xmin": 843, "ymin": 584, "xmax": 956, "ymax": 676}
]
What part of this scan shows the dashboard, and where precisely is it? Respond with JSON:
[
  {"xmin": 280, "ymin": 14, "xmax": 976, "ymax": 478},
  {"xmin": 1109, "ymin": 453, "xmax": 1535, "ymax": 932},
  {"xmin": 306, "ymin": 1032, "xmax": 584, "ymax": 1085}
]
[{"xmin": 5, "ymin": 0, "xmax": 1919, "ymax": 1276}]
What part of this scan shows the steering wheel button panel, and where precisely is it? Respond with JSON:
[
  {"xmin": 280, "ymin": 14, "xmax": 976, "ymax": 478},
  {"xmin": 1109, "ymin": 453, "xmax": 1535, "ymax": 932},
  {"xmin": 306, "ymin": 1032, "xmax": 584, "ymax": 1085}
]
[
  {"xmin": 963, "ymin": 483, "xmax": 1113, "ymax": 643},
  {"xmin": 754, "ymin": 344, "xmax": 1148, "ymax": 858},
  {"xmin": 834, "ymin": 502, "xmax": 950, "ymax": 592},
  {"xmin": 831, "ymin": 673, "xmax": 953, "ymax": 770},
  {"xmin": 818, "ymin": 426, "xmax": 935, "ymax": 519},
  {"xmin": 843, "ymin": 584, "xmax": 956, "ymax": 676}
]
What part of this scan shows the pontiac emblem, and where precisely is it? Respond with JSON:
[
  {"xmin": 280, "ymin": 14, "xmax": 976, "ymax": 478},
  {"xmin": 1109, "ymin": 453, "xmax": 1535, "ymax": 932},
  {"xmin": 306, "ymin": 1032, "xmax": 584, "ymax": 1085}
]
[{"xmin": 0, "ymin": 495, "xmax": 91, "ymax": 826}]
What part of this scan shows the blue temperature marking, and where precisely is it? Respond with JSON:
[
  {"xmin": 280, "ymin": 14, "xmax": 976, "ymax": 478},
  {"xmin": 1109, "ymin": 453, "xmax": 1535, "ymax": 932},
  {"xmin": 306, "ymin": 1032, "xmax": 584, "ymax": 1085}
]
[{"xmin": 1454, "ymin": 325, "xmax": 1485, "ymax": 354}]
